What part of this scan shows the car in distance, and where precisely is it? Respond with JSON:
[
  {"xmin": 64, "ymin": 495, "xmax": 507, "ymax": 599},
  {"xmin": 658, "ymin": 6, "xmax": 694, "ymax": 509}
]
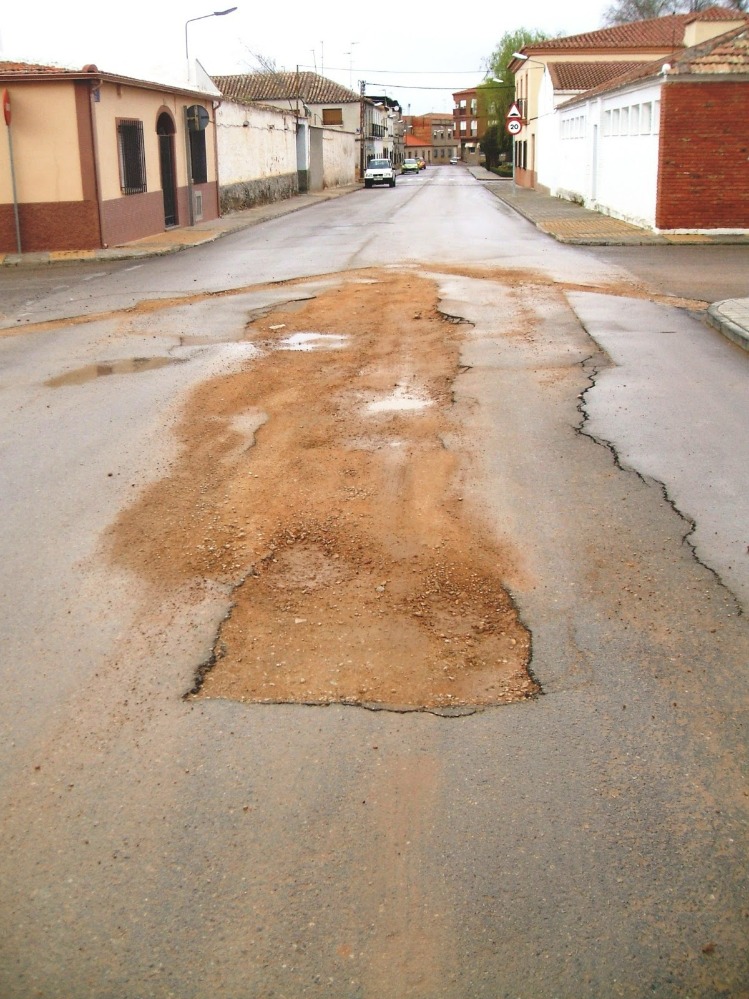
[
  {"xmin": 364, "ymin": 158, "xmax": 396, "ymax": 188},
  {"xmin": 449, "ymin": 156, "xmax": 459, "ymax": 164},
  {"xmin": 401, "ymin": 158, "xmax": 420, "ymax": 174},
  {"xmin": 416, "ymin": 157, "xmax": 426, "ymax": 170}
]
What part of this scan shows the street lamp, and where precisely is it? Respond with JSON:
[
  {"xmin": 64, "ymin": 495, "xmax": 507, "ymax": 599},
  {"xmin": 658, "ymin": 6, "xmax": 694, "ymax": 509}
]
[
  {"xmin": 511, "ymin": 52, "xmax": 546, "ymax": 68},
  {"xmin": 185, "ymin": 7, "xmax": 238, "ymax": 81}
]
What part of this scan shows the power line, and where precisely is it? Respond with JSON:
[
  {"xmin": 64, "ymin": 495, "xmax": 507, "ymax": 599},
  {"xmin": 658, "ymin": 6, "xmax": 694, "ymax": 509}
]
[{"xmin": 297, "ymin": 62, "xmax": 484, "ymax": 76}]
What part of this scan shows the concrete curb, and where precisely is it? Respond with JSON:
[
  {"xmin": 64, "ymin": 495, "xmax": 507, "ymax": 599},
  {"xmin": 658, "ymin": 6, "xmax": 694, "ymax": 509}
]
[
  {"xmin": 0, "ymin": 185, "xmax": 361, "ymax": 268},
  {"xmin": 707, "ymin": 302, "xmax": 749, "ymax": 353}
]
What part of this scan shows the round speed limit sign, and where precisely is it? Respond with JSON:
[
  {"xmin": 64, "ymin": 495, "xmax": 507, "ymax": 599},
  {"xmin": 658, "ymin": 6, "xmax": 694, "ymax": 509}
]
[{"xmin": 506, "ymin": 118, "xmax": 523, "ymax": 135}]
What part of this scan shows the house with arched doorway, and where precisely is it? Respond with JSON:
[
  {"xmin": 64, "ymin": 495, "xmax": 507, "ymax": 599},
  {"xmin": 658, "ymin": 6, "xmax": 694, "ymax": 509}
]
[{"xmin": 0, "ymin": 61, "xmax": 219, "ymax": 253}]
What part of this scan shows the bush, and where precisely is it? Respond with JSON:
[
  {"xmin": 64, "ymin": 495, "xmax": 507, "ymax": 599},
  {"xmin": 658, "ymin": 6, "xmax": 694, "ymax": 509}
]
[{"xmin": 490, "ymin": 164, "xmax": 513, "ymax": 178}]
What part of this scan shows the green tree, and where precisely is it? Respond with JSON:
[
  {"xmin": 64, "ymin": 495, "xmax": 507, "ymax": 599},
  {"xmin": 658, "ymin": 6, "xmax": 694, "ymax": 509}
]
[
  {"xmin": 603, "ymin": 0, "xmax": 746, "ymax": 23},
  {"xmin": 480, "ymin": 124, "xmax": 502, "ymax": 169},
  {"xmin": 484, "ymin": 28, "xmax": 551, "ymax": 81},
  {"xmin": 481, "ymin": 29, "xmax": 551, "ymax": 162}
]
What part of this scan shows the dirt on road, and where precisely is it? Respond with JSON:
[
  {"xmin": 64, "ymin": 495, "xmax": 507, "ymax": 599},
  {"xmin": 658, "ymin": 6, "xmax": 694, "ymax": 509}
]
[{"xmin": 108, "ymin": 268, "xmax": 543, "ymax": 711}]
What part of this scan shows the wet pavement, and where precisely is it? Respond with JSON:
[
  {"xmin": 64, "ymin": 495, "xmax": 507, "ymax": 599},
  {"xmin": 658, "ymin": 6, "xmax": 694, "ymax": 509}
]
[{"xmin": 2, "ymin": 170, "xmax": 747, "ymax": 351}]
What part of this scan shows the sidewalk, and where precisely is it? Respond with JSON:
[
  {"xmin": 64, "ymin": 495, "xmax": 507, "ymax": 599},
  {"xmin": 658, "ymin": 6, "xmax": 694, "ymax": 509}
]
[
  {"xmin": 2, "ymin": 172, "xmax": 747, "ymax": 352},
  {"xmin": 0, "ymin": 185, "xmax": 360, "ymax": 268}
]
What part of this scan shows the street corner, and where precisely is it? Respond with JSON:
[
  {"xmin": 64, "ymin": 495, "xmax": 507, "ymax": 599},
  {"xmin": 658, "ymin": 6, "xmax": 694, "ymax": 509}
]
[{"xmin": 707, "ymin": 298, "xmax": 749, "ymax": 353}]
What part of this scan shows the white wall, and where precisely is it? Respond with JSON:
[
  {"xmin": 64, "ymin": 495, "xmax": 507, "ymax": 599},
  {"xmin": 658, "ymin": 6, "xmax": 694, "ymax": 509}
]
[
  {"xmin": 552, "ymin": 80, "xmax": 663, "ymax": 229},
  {"xmin": 322, "ymin": 129, "xmax": 356, "ymax": 188},
  {"xmin": 215, "ymin": 101, "xmax": 298, "ymax": 188}
]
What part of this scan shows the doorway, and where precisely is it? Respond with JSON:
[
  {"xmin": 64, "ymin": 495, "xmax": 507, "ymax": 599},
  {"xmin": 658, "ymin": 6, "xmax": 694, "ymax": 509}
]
[{"xmin": 157, "ymin": 113, "xmax": 178, "ymax": 228}]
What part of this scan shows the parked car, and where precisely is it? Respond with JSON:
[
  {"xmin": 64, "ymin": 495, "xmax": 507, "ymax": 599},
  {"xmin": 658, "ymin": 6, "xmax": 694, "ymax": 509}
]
[
  {"xmin": 364, "ymin": 158, "xmax": 396, "ymax": 188},
  {"xmin": 417, "ymin": 157, "xmax": 426, "ymax": 170},
  {"xmin": 401, "ymin": 158, "xmax": 420, "ymax": 174},
  {"xmin": 450, "ymin": 156, "xmax": 459, "ymax": 165}
]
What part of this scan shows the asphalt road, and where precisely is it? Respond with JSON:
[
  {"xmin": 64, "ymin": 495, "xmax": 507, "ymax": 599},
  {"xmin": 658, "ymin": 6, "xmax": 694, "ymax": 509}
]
[{"xmin": 1, "ymin": 167, "xmax": 748, "ymax": 998}]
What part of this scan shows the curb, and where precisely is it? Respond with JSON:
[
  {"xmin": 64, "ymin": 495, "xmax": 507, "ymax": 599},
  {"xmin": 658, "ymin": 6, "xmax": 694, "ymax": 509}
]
[
  {"xmin": 706, "ymin": 302, "xmax": 749, "ymax": 353},
  {"xmin": 0, "ymin": 185, "xmax": 361, "ymax": 268}
]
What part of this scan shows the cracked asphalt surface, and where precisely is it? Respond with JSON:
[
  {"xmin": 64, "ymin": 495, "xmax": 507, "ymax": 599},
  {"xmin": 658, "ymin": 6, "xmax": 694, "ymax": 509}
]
[{"xmin": 0, "ymin": 167, "xmax": 748, "ymax": 998}]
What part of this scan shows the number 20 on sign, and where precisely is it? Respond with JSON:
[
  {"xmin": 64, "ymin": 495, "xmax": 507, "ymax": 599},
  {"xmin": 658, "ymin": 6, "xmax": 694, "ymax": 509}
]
[{"xmin": 506, "ymin": 119, "xmax": 523, "ymax": 136}]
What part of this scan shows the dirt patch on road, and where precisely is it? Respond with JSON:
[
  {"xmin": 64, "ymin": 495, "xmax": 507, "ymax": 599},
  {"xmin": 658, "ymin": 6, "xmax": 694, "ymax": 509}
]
[{"xmin": 108, "ymin": 269, "xmax": 536, "ymax": 711}]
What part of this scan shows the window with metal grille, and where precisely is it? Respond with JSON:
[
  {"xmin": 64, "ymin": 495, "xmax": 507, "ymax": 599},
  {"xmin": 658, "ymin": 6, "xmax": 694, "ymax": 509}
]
[{"xmin": 117, "ymin": 119, "xmax": 147, "ymax": 194}]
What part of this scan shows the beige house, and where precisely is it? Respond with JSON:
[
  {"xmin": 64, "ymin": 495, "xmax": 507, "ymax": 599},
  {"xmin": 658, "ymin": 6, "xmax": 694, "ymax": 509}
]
[{"xmin": 0, "ymin": 61, "xmax": 220, "ymax": 253}]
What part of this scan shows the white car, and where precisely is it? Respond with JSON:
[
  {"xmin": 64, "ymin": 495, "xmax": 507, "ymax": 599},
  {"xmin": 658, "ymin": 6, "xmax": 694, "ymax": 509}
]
[{"xmin": 364, "ymin": 158, "xmax": 396, "ymax": 188}]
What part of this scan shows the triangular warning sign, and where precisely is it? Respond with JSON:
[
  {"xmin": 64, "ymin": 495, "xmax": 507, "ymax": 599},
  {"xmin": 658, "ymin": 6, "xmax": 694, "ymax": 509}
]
[{"xmin": 506, "ymin": 102, "xmax": 522, "ymax": 119}]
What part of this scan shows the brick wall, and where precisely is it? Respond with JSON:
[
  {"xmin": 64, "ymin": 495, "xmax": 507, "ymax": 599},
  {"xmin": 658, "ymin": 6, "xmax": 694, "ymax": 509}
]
[
  {"xmin": 0, "ymin": 202, "xmax": 101, "ymax": 254},
  {"xmin": 657, "ymin": 81, "xmax": 749, "ymax": 230}
]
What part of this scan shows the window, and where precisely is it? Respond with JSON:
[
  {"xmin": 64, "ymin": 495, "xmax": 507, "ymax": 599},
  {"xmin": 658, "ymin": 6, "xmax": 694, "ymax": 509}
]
[
  {"xmin": 190, "ymin": 129, "xmax": 207, "ymax": 184},
  {"xmin": 620, "ymin": 107, "xmax": 629, "ymax": 133},
  {"xmin": 612, "ymin": 109, "xmax": 620, "ymax": 135},
  {"xmin": 117, "ymin": 119, "xmax": 146, "ymax": 194},
  {"xmin": 630, "ymin": 105, "xmax": 639, "ymax": 134},
  {"xmin": 641, "ymin": 102, "xmax": 652, "ymax": 133},
  {"xmin": 322, "ymin": 108, "xmax": 343, "ymax": 126}
]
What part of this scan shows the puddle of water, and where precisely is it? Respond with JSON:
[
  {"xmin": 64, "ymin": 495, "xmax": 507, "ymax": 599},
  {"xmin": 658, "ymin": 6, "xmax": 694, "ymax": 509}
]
[
  {"xmin": 365, "ymin": 386, "xmax": 433, "ymax": 414},
  {"xmin": 279, "ymin": 332, "xmax": 348, "ymax": 352},
  {"xmin": 46, "ymin": 357, "xmax": 179, "ymax": 387},
  {"xmin": 179, "ymin": 332, "xmax": 245, "ymax": 346}
]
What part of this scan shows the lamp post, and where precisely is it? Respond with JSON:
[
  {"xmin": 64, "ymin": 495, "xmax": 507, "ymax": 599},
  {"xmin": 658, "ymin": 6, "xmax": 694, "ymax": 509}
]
[{"xmin": 185, "ymin": 7, "xmax": 238, "ymax": 82}]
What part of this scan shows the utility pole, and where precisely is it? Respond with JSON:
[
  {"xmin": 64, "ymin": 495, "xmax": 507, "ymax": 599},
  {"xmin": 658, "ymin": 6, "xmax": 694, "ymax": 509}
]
[{"xmin": 359, "ymin": 79, "xmax": 366, "ymax": 180}]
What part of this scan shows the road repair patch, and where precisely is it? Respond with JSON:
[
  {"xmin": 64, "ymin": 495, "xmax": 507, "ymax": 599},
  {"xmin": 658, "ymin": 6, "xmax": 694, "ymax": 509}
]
[{"xmin": 107, "ymin": 268, "xmax": 537, "ymax": 711}]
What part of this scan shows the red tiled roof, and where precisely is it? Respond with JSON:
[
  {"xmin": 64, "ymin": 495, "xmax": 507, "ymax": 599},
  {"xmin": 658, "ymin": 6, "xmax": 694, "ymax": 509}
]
[
  {"xmin": 0, "ymin": 61, "xmax": 86, "ymax": 76},
  {"xmin": 0, "ymin": 60, "xmax": 213, "ymax": 97},
  {"xmin": 212, "ymin": 71, "xmax": 361, "ymax": 105},
  {"xmin": 548, "ymin": 61, "xmax": 652, "ymax": 91},
  {"xmin": 560, "ymin": 24, "xmax": 749, "ymax": 105},
  {"xmin": 525, "ymin": 7, "xmax": 746, "ymax": 52},
  {"xmin": 671, "ymin": 22, "xmax": 749, "ymax": 73}
]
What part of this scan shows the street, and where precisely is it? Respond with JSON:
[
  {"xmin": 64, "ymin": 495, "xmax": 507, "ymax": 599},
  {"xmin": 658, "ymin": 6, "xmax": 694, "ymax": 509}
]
[{"xmin": 1, "ymin": 167, "xmax": 748, "ymax": 998}]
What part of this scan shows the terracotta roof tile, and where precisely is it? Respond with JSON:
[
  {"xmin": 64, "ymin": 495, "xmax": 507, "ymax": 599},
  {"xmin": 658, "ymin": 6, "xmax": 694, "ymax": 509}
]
[
  {"xmin": 672, "ymin": 23, "xmax": 749, "ymax": 73},
  {"xmin": 525, "ymin": 7, "xmax": 746, "ymax": 52},
  {"xmin": 0, "ymin": 60, "xmax": 79, "ymax": 74},
  {"xmin": 560, "ymin": 24, "xmax": 749, "ymax": 106},
  {"xmin": 549, "ymin": 61, "xmax": 652, "ymax": 91},
  {"xmin": 212, "ymin": 71, "xmax": 361, "ymax": 105}
]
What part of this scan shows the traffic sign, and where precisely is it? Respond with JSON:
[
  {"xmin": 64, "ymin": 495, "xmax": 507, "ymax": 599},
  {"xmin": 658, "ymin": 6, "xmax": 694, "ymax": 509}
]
[
  {"xmin": 506, "ymin": 102, "xmax": 522, "ymax": 120},
  {"xmin": 506, "ymin": 119, "xmax": 523, "ymax": 136}
]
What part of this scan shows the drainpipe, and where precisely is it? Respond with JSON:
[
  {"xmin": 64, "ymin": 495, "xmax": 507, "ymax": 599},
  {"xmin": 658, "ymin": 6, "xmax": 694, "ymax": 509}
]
[
  {"xmin": 184, "ymin": 105, "xmax": 194, "ymax": 227},
  {"xmin": 87, "ymin": 78, "xmax": 106, "ymax": 247}
]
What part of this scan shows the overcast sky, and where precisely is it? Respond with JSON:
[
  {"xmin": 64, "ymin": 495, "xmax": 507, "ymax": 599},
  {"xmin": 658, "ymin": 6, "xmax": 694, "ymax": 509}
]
[{"xmin": 1, "ymin": 0, "xmax": 607, "ymax": 114}]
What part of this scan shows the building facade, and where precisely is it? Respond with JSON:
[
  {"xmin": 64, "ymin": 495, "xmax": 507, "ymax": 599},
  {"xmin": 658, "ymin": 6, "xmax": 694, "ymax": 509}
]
[
  {"xmin": 0, "ymin": 61, "xmax": 220, "ymax": 253},
  {"xmin": 509, "ymin": 7, "xmax": 747, "ymax": 191},
  {"xmin": 403, "ymin": 114, "xmax": 458, "ymax": 164},
  {"xmin": 549, "ymin": 23, "xmax": 749, "ymax": 233}
]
